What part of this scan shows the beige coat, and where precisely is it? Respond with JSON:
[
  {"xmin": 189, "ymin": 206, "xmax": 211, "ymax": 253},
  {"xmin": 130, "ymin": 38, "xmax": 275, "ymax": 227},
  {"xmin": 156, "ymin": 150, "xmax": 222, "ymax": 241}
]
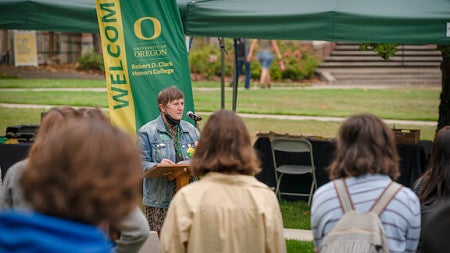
[{"xmin": 159, "ymin": 172, "xmax": 286, "ymax": 253}]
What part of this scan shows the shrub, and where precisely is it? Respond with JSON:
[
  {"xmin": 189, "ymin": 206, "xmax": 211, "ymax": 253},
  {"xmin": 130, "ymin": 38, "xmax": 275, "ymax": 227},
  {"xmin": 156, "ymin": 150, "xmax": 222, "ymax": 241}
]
[
  {"xmin": 189, "ymin": 44, "xmax": 233, "ymax": 80},
  {"xmin": 0, "ymin": 73, "xmax": 19, "ymax": 79},
  {"xmin": 77, "ymin": 52, "xmax": 104, "ymax": 71},
  {"xmin": 189, "ymin": 39, "xmax": 320, "ymax": 82}
]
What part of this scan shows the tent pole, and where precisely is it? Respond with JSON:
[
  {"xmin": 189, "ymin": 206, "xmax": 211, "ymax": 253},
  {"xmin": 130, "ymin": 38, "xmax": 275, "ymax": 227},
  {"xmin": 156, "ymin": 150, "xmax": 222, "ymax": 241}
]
[
  {"xmin": 232, "ymin": 38, "xmax": 238, "ymax": 112},
  {"xmin": 219, "ymin": 37, "xmax": 225, "ymax": 110}
]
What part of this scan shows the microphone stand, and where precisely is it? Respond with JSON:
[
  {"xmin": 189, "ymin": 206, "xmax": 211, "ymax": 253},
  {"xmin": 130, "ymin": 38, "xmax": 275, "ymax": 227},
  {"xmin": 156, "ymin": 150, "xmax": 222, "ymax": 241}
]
[{"xmin": 193, "ymin": 119, "xmax": 201, "ymax": 132}]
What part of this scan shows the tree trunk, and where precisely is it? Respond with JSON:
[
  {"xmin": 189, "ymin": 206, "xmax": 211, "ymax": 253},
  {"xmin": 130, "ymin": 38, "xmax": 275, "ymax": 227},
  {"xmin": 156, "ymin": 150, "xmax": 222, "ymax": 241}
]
[
  {"xmin": 437, "ymin": 45, "xmax": 450, "ymax": 132},
  {"xmin": 92, "ymin": 33, "xmax": 102, "ymax": 54}
]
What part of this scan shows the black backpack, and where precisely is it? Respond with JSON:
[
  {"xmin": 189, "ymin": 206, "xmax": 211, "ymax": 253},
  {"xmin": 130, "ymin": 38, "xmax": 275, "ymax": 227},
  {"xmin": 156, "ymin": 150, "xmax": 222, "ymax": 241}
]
[{"xmin": 236, "ymin": 39, "xmax": 247, "ymax": 58}]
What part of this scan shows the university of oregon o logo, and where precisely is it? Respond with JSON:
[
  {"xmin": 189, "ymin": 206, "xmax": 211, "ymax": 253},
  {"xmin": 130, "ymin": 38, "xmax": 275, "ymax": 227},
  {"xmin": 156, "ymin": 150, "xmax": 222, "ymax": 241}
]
[{"xmin": 134, "ymin": 17, "xmax": 161, "ymax": 40}]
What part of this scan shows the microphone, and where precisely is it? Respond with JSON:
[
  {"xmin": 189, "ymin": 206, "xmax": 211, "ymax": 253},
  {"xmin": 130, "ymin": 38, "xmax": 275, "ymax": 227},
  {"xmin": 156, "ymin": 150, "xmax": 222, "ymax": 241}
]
[{"xmin": 186, "ymin": 111, "xmax": 202, "ymax": 121}]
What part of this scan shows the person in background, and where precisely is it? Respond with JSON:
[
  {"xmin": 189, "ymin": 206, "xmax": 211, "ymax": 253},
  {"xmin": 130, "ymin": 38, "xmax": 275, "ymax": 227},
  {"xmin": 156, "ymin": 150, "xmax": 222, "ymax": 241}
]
[
  {"xmin": 159, "ymin": 110, "xmax": 286, "ymax": 253},
  {"xmin": 0, "ymin": 118, "xmax": 142, "ymax": 252},
  {"xmin": 412, "ymin": 125, "xmax": 450, "ymax": 253},
  {"xmin": 230, "ymin": 38, "xmax": 251, "ymax": 89},
  {"xmin": 137, "ymin": 86, "xmax": 200, "ymax": 236},
  {"xmin": 311, "ymin": 113, "xmax": 421, "ymax": 253},
  {"xmin": 247, "ymin": 39, "xmax": 284, "ymax": 89},
  {"xmin": 0, "ymin": 106, "xmax": 150, "ymax": 253}
]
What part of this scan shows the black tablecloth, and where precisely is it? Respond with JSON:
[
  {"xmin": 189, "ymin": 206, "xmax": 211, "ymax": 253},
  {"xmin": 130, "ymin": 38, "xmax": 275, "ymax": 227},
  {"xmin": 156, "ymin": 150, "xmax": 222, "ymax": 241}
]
[
  {"xmin": 0, "ymin": 142, "xmax": 32, "ymax": 180},
  {"xmin": 254, "ymin": 136, "xmax": 431, "ymax": 196}
]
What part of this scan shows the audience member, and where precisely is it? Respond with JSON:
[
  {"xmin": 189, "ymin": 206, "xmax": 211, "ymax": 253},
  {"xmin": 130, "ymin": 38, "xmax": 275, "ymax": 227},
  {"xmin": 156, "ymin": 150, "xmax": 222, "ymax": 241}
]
[
  {"xmin": 0, "ymin": 106, "xmax": 149, "ymax": 253},
  {"xmin": 159, "ymin": 110, "xmax": 286, "ymax": 253},
  {"xmin": 1, "ymin": 106, "xmax": 80, "ymax": 211},
  {"xmin": 422, "ymin": 199, "xmax": 450, "ymax": 253},
  {"xmin": 247, "ymin": 39, "xmax": 284, "ymax": 88},
  {"xmin": 0, "ymin": 118, "xmax": 142, "ymax": 252},
  {"xmin": 78, "ymin": 106, "xmax": 108, "ymax": 121},
  {"xmin": 77, "ymin": 106, "xmax": 151, "ymax": 253},
  {"xmin": 311, "ymin": 113, "xmax": 421, "ymax": 253},
  {"xmin": 412, "ymin": 125, "xmax": 450, "ymax": 253},
  {"xmin": 137, "ymin": 86, "xmax": 200, "ymax": 235}
]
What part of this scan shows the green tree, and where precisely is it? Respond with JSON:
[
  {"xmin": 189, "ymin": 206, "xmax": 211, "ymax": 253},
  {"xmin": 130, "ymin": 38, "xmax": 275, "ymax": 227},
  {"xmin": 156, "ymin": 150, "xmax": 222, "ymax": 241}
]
[
  {"xmin": 361, "ymin": 44, "xmax": 450, "ymax": 132},
  {"xmin": 437, "ymin": 46, "xmax": 450, "ymax": 131}
]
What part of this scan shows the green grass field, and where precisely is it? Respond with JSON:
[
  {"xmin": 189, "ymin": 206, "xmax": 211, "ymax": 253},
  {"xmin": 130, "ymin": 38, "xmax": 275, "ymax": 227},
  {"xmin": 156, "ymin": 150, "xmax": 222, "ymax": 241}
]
[{"xmin": 0, "ymin": 79, "xmax": 440, "ymax": 141}]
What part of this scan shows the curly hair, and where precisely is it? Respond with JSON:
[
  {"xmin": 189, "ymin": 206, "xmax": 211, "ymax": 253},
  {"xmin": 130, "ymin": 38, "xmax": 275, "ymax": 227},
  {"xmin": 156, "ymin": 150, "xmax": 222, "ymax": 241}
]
[
  {"xmin": 328, "ymin": 113, "xmax": 400, "ymax": 180},
  {"xmin": 21, "ymin": 118, "xmax": 141, "ymax": 228},
  {"xmin": 191, "ymin": 110, "xmax": 260, "ymax": 176}
]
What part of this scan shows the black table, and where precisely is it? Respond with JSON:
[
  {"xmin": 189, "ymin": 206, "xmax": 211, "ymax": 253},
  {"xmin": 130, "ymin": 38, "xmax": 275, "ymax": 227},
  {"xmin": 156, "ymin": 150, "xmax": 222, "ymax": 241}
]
[
  {"xmin": 254, "ymin": 133, "xmax": 431, "ymax": 200},
  {"xmin": 0, "ymin": 142, "xmax": 32, "ymax": 180}
]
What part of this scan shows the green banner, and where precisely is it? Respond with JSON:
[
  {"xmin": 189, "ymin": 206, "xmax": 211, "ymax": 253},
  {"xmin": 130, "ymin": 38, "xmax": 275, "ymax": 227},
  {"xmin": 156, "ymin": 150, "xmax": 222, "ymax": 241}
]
[{"xmin": 95, "ymin": 0, "xmax": 195, "ymax": 139}]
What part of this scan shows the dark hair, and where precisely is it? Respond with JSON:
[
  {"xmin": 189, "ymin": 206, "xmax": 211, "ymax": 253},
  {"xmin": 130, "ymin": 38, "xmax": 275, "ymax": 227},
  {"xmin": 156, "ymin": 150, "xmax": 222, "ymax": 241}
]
[
  {"xmin": 191, "ymin": 110, "xmax": 260, "ymax": 176},
  {"xmin": 157, "ymin": 86, "xmax": 184, "ymax": 107},
  {"xmin": 21, "ymin": 118, "xmax": 141, "ymax": 228},
  {"xmin": 328, "ymin": 113, "xmax": 400, "ymax": 180},
  {"xmin": 419, "ymin": 126, "xmax": 450, "ymax": 203}
]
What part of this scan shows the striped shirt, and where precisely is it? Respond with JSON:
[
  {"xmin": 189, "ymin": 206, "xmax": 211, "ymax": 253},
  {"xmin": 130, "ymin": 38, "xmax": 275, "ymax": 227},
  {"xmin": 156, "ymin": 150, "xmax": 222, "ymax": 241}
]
[{"xmin": 311, "ymin": 174, "xmax": 421, "ymax": 253}]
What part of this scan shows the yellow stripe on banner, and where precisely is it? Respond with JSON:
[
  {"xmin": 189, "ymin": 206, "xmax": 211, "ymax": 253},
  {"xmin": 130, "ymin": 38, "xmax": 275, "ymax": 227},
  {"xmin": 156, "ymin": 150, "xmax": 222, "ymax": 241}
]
[{"xmin": 95, "ymin": 0, "xmax": 137, "ymax": 141}]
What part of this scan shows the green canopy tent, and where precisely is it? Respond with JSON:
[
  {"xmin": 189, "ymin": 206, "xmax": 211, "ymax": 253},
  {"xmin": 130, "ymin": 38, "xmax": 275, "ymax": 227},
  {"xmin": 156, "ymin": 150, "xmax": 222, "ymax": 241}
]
[
  {"xmin": 181, "ymin": 0, "xmax": 450, "ymax": 44},
  {"xmin": 0, "ymin": 0, "xmax": 98, "ymax": 33},
  {"xmin": 1, "ymin": 0, "xmax": 448, "ymax": 43}
]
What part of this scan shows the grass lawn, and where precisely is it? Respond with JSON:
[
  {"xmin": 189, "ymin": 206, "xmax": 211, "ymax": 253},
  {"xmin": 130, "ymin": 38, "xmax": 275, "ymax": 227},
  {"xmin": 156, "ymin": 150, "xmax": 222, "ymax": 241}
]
[
  {"xmin": 282, "ymin": 200, "xmax": 315, "ymax": 252},
  {"xmin": 0, "ymin": 79, "xmax": 440, "ymax": 141}
]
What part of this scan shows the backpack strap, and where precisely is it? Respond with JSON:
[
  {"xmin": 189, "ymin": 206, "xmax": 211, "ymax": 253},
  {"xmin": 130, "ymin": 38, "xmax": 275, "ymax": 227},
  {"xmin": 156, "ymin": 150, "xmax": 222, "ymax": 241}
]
[
  {"xmin": 333, "ymin": 178, "xmax": 354, "ymax": 213},
  {"xmin": 370, "ymin": 182, "xmax": 402, "ymax": 215}
]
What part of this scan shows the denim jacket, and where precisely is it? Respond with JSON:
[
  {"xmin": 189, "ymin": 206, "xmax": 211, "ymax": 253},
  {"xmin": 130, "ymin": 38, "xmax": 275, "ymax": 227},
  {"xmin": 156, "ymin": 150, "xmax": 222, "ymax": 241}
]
[{"xmin": 137, "ymin": 115, "xmax": 200, "ymax": 208}]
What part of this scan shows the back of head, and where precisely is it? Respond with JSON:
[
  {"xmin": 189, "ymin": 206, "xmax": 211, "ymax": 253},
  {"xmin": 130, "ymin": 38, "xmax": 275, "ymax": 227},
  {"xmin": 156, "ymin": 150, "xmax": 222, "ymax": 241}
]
[
  {"xmin": 428, "ymin": 126, "xmax": 450, "ymax": 173},
  {"xmin": 420, "ymin": 126, "xmax": 450, "ymax": 201},
  {"xmin": 29, "ymin": 106, "xmax": 80, "ymax": 157},
  {"xmin": 328, "ymin": 113, "xmax": 400, "ymax": 180},
  {"xmin": 78, "ymin": 106, "xmax": 109, "ymax": 122},
  {"xmin": 191, "ymin": 110, "xmax": 260, "ymax": 176},
  {"xmin": 21, "ymin": 118, "xmax": 141, "ymax": 228}
]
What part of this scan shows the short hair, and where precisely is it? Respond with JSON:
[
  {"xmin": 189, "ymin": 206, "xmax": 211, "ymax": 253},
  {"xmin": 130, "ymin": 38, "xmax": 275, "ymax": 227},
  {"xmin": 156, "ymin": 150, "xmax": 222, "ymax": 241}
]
[
  {"xmin": 191, "ymin": 110, "xmax": 260, "ymax": 176},
  {"xmin": 328, "ymin": 113, "xmax": 400, "ymax": 180},
  {"xmin": 157, "ymin": 86, "xmax": 184, "ymax": 107},
  {"xmin": 21, "ymin": 118, "xmax": 141, "ymax": 228},
  {"xmin": 419, "ymin": 126, "xmax": 450, "ymax": 202}
]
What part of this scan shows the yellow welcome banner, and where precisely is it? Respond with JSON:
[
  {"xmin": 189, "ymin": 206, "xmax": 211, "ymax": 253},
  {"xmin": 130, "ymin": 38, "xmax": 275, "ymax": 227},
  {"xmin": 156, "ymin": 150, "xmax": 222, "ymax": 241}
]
[{"xmin": 95, "ymin": 0, "xmax": 195, "ymax": 139}]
